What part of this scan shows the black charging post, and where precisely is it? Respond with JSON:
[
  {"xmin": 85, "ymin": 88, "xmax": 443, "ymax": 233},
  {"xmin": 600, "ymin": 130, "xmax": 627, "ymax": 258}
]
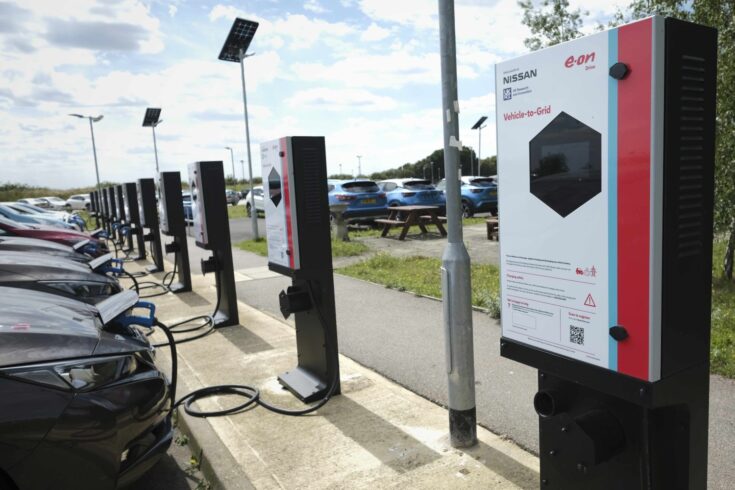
[
  {"xmin": 106, "ymin": 187, "xmax": 119, "ymax": 241},
  {"xmin": 114, "ymin": 185, "xmax": 130, "ymax": 250},
  {"xmin": 261, "ymin": 136, "xmax": 340, "ymax": 402},
  {"xmin": 137, "ymin": 178, "xmax": 165, "ymax": 273},
  {"xmin": 188, "ymin": 161, "xmax": 238, "ymax": 327},
  {"xmin": 158, "ymin": 171, "xmax": 192, "ymax": 293},
  {"xmin": 89, "ymin": 190, "xmax": 99, "ymax": 229},
  {"xmin": 122, "ymin": 183, "xmax": 146, "ymax": 261}
]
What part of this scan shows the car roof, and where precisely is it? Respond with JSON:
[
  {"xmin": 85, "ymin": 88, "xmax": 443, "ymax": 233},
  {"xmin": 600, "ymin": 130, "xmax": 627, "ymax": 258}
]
[
  {"xmin": 329, "ymin": 179, "xmax": 376, "ymax": 185},
  {"xmin": 379, "ymin": 178, "xmax": 427, "ymax": 184}
]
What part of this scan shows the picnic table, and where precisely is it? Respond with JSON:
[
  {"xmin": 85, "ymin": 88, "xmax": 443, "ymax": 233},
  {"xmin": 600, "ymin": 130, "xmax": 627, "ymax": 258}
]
[{"xmin": 375, "ymin": 205, "xmax": 447, "ymax": 241}]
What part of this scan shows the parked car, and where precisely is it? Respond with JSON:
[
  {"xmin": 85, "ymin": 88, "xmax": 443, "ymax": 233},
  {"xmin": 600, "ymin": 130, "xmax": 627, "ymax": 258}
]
[
  {"xmin": 378, "ymin": 178, "xmax": 446, "ymax": 211},
  {"xmin": 18, "ymin": 197, "xmax": 50, "ymax": 208},
  {"xmin": 327, "ymin": 179, "xmax": 388, "ymax": 221},
  {"xmin": 436, "ymin": 176, "xmax": 498, "ymax": 217},
  {"xmin": 0, "ymin": 251, "xmax": 122, "ymax": 304},
  {"xmin": 0, "ymin": 203, "xmax": 77, "ymax": 230},
  {"xmin": 66, "ymin": 193, "xmax": 91, "ymax": 210},
  {"xmin": 243, "ymin": 186, "xmax": 265, "ymax": 217},
  {"xmin": 225, "ymin": 189, "xmax": 240, "ymax": 206},
  {"xmin": 0, "ymin": 216, "xmax": 108, "ymax": 257},
  {"xmin": 0, "ymin": 287, "xmax": 173, "ymax": 489},
  {"xmin": 10, "ymin": 201, "xmax": 86, "ymax": 231},
  {"xmin": 0, "ymin": 236, "xmax": 93, "ymax": 263},
  {"xmin": 42, "ymin": 196, "xmax": 68, "ymax": 210},
  {"xmin": 182, "ymin": 192, "xmax": 193, "ymax": 225}
]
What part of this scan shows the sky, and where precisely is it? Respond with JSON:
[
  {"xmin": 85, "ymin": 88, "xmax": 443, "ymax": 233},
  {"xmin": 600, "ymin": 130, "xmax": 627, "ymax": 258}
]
[{"xmin": 0, "ymin": 0, "xmax": 627, "ymax": 189}]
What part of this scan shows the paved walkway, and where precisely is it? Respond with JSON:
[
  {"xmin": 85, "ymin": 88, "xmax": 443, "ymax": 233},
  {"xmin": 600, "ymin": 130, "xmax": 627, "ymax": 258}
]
[{"xmin": 176, "ymin": 231, "xmax": 735, "ymax": 488}]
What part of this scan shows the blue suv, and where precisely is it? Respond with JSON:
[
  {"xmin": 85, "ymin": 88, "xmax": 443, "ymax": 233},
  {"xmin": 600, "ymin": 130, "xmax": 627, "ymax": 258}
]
[
  {"xmin": 327, "ymin": 180, "xmax": 388, "ymax": 221},
  {"xmin": 436, "ymin": 176, "xmax": 497, "ymax": 217},
  {"xmin": 378, "ymin": 179, "xmax": 446, "ymax": 211}
]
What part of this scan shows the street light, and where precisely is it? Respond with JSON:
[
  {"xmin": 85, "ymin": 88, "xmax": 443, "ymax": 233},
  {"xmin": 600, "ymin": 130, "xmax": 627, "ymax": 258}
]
[
  {"xmin": 142, "ymin": 108, "xmax": 162, "ymax": 175},
  {"xmin": 471, "ymin": 116, "xmax": 488, "ymax": 176},
  {"xmin": 240, "ymin": 159, "xmax": 245, "ymax": 186},
  {"xmin": 356, "ymin": 155, "xmax": 362, "ymax": 177},
  {"xmin": 69, "ymin": 113, "xmax": 103, "ymax": 196},
  {"xmin": 219, "ymin": 17, "xmax": 259, "ymax": 240},
  {"xmin": 224, "ymin": 146, "xmax": 236, "ymax": 180}
]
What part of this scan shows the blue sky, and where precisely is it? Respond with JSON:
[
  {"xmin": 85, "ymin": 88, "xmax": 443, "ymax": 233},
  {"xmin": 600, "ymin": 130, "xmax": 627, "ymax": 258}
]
[{"xmin": 0, "ymin": 0, "xmax": 625, "ymax": 188}]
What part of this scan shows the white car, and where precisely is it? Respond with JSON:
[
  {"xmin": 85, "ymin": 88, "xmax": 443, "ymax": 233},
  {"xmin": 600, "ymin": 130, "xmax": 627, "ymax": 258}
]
[
  {"xmin": 41, "ymin": 196, "xmax": 68, "ymax": 210},
  {"xmin": 65, "ymin": 194, "xmax": 91, "ymax": 210},
  {"xmin": 242, "ymin": 186, "xmax": 264, "ymax": 217}
]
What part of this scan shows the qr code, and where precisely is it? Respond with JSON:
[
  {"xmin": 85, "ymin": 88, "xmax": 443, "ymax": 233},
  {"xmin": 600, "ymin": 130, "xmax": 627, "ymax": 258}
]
[
  {"xmin": 570, "ymin": 326, "xmax": 585, "ymax": 345},
  {"xmin": 503, "ymin": 87, "xmax": 512, "ymax": 100}
]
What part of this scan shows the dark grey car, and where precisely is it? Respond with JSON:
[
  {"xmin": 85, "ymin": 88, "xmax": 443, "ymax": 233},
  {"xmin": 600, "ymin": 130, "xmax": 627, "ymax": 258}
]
[
  {"xmin": 0, "ymin": 287, "xmax": 173, "ymax": 489},
  {"xmin": 0, "ymin": 251, "xmax": 122, "ymax": 304}
]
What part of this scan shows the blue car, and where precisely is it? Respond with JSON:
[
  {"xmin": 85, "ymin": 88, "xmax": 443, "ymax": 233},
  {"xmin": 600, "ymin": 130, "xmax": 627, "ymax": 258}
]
[
  {"xmin": 436, "ymin": 176, "xmax": 498, "ymax": 217},
  {"xmin": 10, "ymin": 202, "xmax": 86, "ymax": 231},
  {"xmin": 327, "ymin": 180, "xmax": 388, "ymax": 221},
  {"xmin": 0, "ymin": 204, "xmax": 77, "ymax": 230},
  {"xmin": 378, "ymin": 179, "xmax": 446, "ymax": 211}
]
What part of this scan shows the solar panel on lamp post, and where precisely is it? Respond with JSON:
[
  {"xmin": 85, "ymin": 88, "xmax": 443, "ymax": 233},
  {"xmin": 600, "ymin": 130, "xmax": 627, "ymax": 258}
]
[
  {"xmin": 471, "ymin": 116, "xmax": 488, "ymax": 176},
  {"xmin": 219, "ymin": 17, "xmax": 259, "ymax": 240},
  {"xmin": 69, "ymin": 113, "xmax": 104, "ymax": 198},
  {"xmin": 142, "ymin": 108, "xmax": 163, "ymax": 175}
]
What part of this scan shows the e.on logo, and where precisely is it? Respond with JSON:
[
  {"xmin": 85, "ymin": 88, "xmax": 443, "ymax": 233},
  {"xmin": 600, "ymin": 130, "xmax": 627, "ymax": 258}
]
[{"xmin": 564, "ymin": 52, "xmax": 596, "ymax": 68}]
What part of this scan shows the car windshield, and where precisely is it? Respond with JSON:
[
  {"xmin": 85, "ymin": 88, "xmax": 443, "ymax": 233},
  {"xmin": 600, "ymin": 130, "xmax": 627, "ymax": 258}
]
[
  {"xmin": 15, "ymin": 203, "xmax": 47, "ymax": 214},
  {"xmin": 403, "ymin": 180, "xmax": 435, "ymax": 190},
  {"xmin": 468, "ymin": 178, "xmax": 496, "ymax": 187},
  {"xmin": 341, "ymin": 181, "xmax": 379, "ymax": 193}
]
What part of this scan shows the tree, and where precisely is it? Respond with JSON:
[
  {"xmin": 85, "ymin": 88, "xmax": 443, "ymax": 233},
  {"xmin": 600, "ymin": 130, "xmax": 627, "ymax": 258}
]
[
  {"xmin": 518, "ymin": 0, "xmax": 587, "ymax": 51},
  {"xmin": 612, "ymin": 0, "xmax": 735, "ymax": 279}
]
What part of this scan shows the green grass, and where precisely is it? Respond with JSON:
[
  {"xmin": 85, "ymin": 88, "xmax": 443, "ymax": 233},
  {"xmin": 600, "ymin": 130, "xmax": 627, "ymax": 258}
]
[
  {"xmin": 236, "ymin": 237, "xmax": 369, "ymax": 258},
  {"xmin": 338, "ymin": 254, "xmax": 500, "ymax": 310},
  {"xmin": 227, "ymin": 204, "xmax": 247, "ymax": 219},
  {"xmin": 711, "ymin": 239, "xmax": 735, "ymax": 378}
]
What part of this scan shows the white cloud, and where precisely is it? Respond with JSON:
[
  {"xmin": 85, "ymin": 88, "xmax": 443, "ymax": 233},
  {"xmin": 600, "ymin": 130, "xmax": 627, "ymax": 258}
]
[
  {"xmin": 358, "ymin": 0, "xmax": 436, "ymax": 29},
  {"xmin": 168, "ymin": 5, "xmax": 178, "ymax": 17},
  {"xmin": 304, "ymin": 0, "xmax": 327, "ymax": 14},
  {"xmin": 286, "ymin": 88, "xmax": 398, "ymax": 112},
  {"xmin": 360, "ymin": 22, "xmax": 391, "ymax": 42}
]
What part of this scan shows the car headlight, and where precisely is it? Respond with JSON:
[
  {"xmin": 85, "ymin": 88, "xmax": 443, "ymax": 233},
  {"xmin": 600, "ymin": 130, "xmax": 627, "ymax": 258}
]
[{"xmin": 1, "ymin": 355, "xmax": 140, "ymax": 392}]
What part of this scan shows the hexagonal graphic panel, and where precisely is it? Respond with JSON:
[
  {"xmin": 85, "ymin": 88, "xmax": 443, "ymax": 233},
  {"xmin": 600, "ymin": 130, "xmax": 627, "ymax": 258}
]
[
  {"xmin": 529, "ymin": 112, "xmax": 601, "ymax": 217},
  {"xmin": 268, "ymin": 167, "xmax": 282, "ymax": 207}
]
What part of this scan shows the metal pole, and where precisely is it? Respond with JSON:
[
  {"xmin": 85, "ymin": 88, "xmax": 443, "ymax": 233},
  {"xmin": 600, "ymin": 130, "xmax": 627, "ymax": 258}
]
[
  {"xmin": 152, "ymin": 124, "xmax": 160, "ymax": 175},
  {"xmin": 240, "ymin": 50, "xmax": 259, "ymax": 240},
  {"xmin": 357, "ymin": 155, "xmax": 362, "ymax": 177},
  {"xmin": 240, "ymin": 159, "xmax": 245, "ymax": 185},
  {"xmin": 227, "ymin": 147, "xmax": 235, "ymax": 181},
  {"xmin": 438, "ymin": 0, "xmax": 476, "ymax": 448},
  {"xmin": 478, "ymin": 125, "xmax": 484, "ymax": 176},
  {"xmin": 88, "ymin": 117, "xmax": 102, "ymax": 196}
]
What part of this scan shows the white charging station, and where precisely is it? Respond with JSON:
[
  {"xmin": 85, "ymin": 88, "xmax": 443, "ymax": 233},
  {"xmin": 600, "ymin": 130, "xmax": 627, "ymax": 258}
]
[{"xmin": 496, "ymin": 16, "xmax": 716, "ymax": 488}]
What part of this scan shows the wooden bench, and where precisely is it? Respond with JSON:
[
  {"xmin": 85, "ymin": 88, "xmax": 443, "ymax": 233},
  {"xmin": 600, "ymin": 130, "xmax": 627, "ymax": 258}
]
[
  {"xmin": 486, "ymin": 217, "xmax": 499, "ymax": 241},
  {"xmin": 375, "ymin": 219, "xmax": 406, "ymax": 226},
  {"xmin": 420, "ymin": 215, "xmax": 447, "ymax": 223}
]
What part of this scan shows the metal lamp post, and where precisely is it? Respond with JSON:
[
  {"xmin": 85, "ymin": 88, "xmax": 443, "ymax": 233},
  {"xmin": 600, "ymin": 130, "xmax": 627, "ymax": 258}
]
[
  {"xmin": 356, "ymin": 155, "xmax": 362, "ymax": 177},
  {"xmin": 224, "ymin": 146, "xmax": 236, "ymax": 180},
  {"xmin": 471, "ymin": 116, "xmax": 488, "ymax": 176},
  {"xmin": 142, "ymin": 108, "xmax": 162, "ymax": 175},
  {"xmin": 438, "ymin": 0, "xmax": 477, "ymax": 448},
  {"xmin": 69, "ymin": 113, "xmax": 103, "ymax": 196},
  {"xmin": 219, "ymin": 17, "xmax": 260, "ymax": 240}
]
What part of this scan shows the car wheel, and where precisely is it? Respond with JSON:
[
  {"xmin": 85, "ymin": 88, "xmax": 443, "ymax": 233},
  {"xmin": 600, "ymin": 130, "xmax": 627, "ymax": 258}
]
[
  {"xmin": 461, "ymin": 200, "xmax": 474, "ymax": 218},
  {"xmin": 246, "ymin": 203, "xmax": 252, "ymax": 217}
]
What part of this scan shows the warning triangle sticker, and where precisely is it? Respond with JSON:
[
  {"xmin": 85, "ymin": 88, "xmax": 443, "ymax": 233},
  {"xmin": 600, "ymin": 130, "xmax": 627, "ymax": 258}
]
[{"xmin": 584, "ymin": 294, "xmax": 596, "ymax": 307}]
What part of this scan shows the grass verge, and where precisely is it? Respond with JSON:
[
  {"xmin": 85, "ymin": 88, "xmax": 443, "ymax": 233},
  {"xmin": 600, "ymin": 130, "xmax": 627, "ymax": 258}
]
[
  {"xmin": 338, "ymin": 254, "xmax": 500, "ymax": 312},
  {"xmin": 227, "ymin": 204, "xmax": 247, "ymax": 219},
  {"xmin": 237, "ymin": 237, "xmax": 369, "ymax": 258},
  {"xmin": 711, "ymin": 239, "xmax": 735, "ymax": 378}
]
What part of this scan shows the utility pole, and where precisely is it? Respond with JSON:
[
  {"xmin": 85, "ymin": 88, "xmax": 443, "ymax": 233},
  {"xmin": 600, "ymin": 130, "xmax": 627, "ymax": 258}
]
[
  {"xmin": 239, "ymin": 49, "xmax": 259, "ymax": 240},
  {"xmin": 438, "ymin": 0, "xmax": 476, "ymax": 448}
]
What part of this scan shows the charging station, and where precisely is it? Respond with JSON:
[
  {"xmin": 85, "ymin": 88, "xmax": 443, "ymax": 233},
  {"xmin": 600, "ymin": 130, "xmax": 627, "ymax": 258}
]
[
  {"xmin": 188, "ymin": 161, "xmax": 238, "ymax": 328},
  {"xmin": 90, "ymin": 190, "xmax": 99, "ymax": 225},
  {"xmin": 106, "ymin": 187, "xmax": 118, "ymax": 241},
  {"xmin": 100, "ymin": 188, "xmax": 110, "ymax": 235},
  {"xmin": 158, "ymin": 171, "xmax": 192, "ymax": 293},
  {"xmin": 122, "ymin": 183, "xmax": 146, "ymax": 261},
  {"xmin": 495, "ymin": 17, "xmax": 716, "ymax": 489},
  {"xmin": 137, "ymin": 178, "xmax": 165, "ymax": 273},
  {"xmin": 261, "ymin": 136, "xmax": 340, "ymax": 402},
  {"xmin": 115, "ymin": 185, "xmax": 131, "ymax": 250}
]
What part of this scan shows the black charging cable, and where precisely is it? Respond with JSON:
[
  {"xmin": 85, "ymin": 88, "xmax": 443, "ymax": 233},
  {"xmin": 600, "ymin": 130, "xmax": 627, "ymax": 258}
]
[{"xmin": 151, "ymin": 280, "xmax": 339, "ymax": 418}]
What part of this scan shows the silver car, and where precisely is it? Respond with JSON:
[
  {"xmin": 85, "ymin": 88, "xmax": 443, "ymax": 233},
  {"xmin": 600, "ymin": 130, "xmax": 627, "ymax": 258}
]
[{"xmin": 242, "ymin": 186, "xmax": 264, "ymax": 217}]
